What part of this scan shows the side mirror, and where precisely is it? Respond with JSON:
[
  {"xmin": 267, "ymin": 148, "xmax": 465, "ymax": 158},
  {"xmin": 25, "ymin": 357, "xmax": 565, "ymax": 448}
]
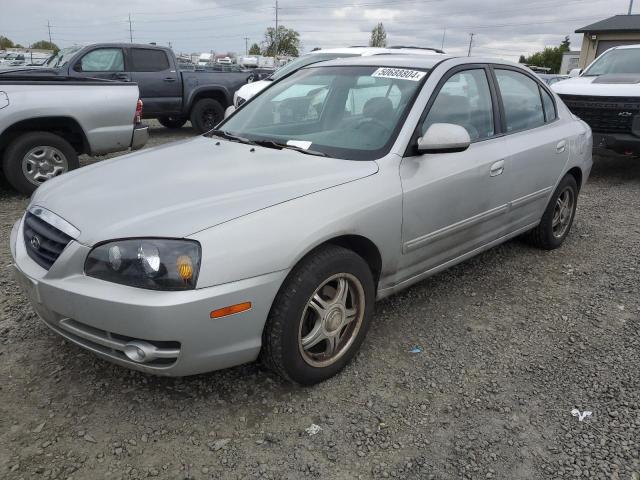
[
  {"xmin": 417, "ymin": 123, "xmax": 471, "ymax": 154},
  {"xmin": 568, "ymin": 68, "xmax": 582, "ymax": 77},
  {"xmin": 73, "ymin": 62, "xmax": 83, "ymax": 72},
  {"xmin": 224, "ymin": 105, "xmax": 236, "ymax": 119}
]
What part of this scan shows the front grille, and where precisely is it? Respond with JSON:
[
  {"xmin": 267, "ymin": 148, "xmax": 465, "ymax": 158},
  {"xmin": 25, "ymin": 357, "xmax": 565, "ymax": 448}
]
[
  {"xmin": 23, "ymin": 212, "xmax": 72, "ymax": 269},
  {"xmin": 559, "ymin": 94, "xmax": 640, "ymax": 134}
]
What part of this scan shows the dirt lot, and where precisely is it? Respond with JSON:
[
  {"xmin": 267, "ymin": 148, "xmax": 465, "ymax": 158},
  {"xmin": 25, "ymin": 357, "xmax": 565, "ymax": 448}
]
[{"xmin": 1, "ymin": 122, "xmax": 639, "ymax": 480}]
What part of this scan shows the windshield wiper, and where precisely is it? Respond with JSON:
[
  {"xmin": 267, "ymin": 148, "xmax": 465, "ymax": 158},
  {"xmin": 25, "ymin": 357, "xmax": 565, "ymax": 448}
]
[
  {"xmin": 252, "ymin": 139, "xmax": 328, "ymax": 157},
  {"xmin": 207, "ymin": 129, "xmax": 256, "ymax": 145}
]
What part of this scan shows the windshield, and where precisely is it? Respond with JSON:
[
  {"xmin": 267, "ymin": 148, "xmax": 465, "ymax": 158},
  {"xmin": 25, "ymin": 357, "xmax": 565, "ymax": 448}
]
[
  {"xmin": 45, "ymin": 46, "xmax": 83, "ymax": 68},
  {"xmin": 584, "ymin": 48, "xmax": 640, "ymax": 76},
  {"xmin": 220, "ymin": 65, "xmax": 428, "ymax": 160},
  {"xmin": 271, "ymin": 53, "xmax": 359, "ymax": 81}
]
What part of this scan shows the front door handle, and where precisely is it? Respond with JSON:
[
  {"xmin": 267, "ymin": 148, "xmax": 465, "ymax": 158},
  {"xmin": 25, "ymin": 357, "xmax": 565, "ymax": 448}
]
[
  {"xmin": 556, "ymin": 140, "xmax": 567, "ymax": 153},
  {"xmin": 490, "ymin": 160, "xmax": 505, "ymax": 177},
  {"xmin": 163, "ymin": 77, "xmax": 176, "ymax": 82}
]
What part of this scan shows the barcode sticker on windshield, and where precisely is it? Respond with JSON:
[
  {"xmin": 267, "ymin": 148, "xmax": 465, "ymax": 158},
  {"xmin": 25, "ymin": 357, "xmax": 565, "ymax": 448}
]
[{"xmin": 371, "ymin": 68, "xmax": 426, "ymax": 82}]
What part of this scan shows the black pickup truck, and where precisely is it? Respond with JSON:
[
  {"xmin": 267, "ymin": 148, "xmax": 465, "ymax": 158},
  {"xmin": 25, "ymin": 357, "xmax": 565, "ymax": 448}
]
[{"xmin": 28, "ymin": 43, "xmax": 254, "ymax": 133}]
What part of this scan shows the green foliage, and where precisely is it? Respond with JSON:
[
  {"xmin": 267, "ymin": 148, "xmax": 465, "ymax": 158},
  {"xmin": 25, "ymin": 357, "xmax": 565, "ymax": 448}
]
[
  {"xmin": 263, "ymin": 26, "xmax": 301, "ymax": 57},
  {"xmin": 30, "ymin": 40, "xmax": 59, "ymax": 54},
  {"xmin": 248, "ymin": 43, "xmax": 261, "ymax": 55},
  {"xmin": 0, "ymin": 35, "xmax": 15, "ymax": 49},
  {"xmin": 369, "ymin": 23, "xmax": 387, "ymax": 48},
  {"xmin": 521, "ymin": 36, "xmax": 570, "ymax": 74}
]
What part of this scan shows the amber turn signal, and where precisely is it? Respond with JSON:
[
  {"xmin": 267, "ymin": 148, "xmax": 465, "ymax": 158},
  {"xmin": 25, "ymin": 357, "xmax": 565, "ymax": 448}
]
[
  {"xmin": 210, "ymin": 302, "xmax": 252, "ymax": 319},
  {"xmin": 176, "ymin": 255, "xmax": 194, "ymax": 282}
]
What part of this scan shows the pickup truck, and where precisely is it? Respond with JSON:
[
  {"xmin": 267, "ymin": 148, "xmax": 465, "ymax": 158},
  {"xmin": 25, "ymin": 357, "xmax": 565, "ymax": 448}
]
[
  {"xmin": 553, "ymin": 44, "xmax": 640, "ymax": 155},
  {"xmin": 0, "ymin": 73, "xmax": 147, "ymax": 194},
  {"xmin": 34, "ymin": 43, "xmax": 254, "ymax": 133}
]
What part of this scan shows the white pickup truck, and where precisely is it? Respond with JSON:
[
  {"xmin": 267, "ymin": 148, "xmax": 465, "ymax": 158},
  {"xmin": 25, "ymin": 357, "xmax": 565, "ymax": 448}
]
[
  {"xmin": 552, "ymin": 45, "xmax": 640, "ymax": 155},
  {"xmin": 0, "ymin": 72, "xmax": 148, "ymax": 194}
]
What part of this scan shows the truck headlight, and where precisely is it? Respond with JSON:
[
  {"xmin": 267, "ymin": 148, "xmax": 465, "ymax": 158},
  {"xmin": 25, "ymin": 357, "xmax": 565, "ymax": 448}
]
[{"xmin": 85, "ymin": 239, "xmax": 201, "ymax": 291}]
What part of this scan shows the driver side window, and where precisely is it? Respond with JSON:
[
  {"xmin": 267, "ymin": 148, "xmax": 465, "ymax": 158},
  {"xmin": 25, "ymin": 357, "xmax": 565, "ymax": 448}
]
[
  {"xmin": 421, "ymin": 69, "xmax": 495, "ymax": 141},
  {"xmin": 78, "ymin": 48, "xmax": 124, "ymax": 72}
]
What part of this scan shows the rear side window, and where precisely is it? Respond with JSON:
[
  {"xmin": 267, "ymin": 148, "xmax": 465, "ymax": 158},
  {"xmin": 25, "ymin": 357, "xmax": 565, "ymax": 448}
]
[
  {"xmin": 540, "ymin": 88, "xmax": 557, "ymax": 122},
  {"xmin": 495, "ymin": 69, "xmax": 545, "ymax": 132},
  {"xmin": 131, "ymin": 48, "xmax": 170, "ymax": 72},
  {"xmin": 79, "ymin": 48, "xmax": 124, "ymax": 72}
]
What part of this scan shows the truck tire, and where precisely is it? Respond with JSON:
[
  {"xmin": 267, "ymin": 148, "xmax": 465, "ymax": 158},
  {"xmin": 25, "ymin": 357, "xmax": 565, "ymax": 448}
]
[
  {"xmin": 2, "ymin": 131, "xmax": 79, "ymax": 195},
  {"xmin": 190, "ymin": 98, "xmax": 224, "ymax": 134},
  {"xmin": 158, "ymin": 116, "xmax": 187, "ymax": 129}
]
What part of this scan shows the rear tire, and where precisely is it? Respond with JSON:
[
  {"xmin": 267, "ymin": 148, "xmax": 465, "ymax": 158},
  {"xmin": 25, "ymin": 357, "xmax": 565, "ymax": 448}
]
[
  {"xmin": 158, "ymin": 116, "xmax": 187, "ymax": 129},
  {"xmin": 189, "ymin": 98, "xmax": 224, "ymax": 134},
  {"xmin": 261, "ymin": 245, "xmax": 375, "ymax": 385},
  {"xmin": 2, "ymin": 131, "xmax": 79, "ymax": 195},
  {"xmin": 526, "ymin": 174, "xmax": 578, "ymax": 250}
]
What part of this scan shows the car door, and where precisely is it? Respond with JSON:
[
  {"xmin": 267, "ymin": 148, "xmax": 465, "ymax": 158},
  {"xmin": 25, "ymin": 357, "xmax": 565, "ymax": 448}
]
[
  {"xmin": 399, "ymin": 66, "xmax": 513, "ymax": 280},
  {"xmin": 129, "ymin": 47, "xmax": 181, "ymax": 116},
  {"xmin": 492, "ymin": 67, "xmax": 569, "ymax": 230},
  {"xmin": 70, "ymin": 47, "xmax": 128, "ymax": 81}
]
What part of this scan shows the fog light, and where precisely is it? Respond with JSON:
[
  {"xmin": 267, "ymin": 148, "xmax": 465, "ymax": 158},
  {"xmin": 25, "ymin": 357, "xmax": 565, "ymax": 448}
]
[{"xmin": 123, "ymin": 341, "xmax": 157, "ymax": 363}]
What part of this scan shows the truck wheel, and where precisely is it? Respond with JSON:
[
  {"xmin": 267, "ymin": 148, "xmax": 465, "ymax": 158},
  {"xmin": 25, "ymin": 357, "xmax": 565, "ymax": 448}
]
[
  {"xmin": 2, "ymin": 132, "xmax": 79, "ymax": 195},
  {"xmin": 190, "ymin": 98, "xmax": 224, "ymax": 133},
  {"xmin": 525, "ymin": 174, "xmax": 578, "ymax": 250},
  {"xmin": 261, "ymin": 245, "xmax": 375, "ymax": 385},
  {"xmin": 158, "ymin": 116, "xmax": 187, "ymax": 129}
]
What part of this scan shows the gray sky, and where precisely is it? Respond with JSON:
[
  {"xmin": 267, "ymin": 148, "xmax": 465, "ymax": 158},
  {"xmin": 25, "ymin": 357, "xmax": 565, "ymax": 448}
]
[{"xmin": 0, "ymin": 0, "xmax": 630, "ymax": 60}]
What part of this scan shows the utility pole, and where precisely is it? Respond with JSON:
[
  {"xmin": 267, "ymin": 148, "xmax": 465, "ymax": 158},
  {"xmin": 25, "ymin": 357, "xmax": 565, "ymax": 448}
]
[
  {"xmin": 629, "ymin": 0, "xmax": 634, "ymax": 14},
  {"xmin": 244, "ymin": 36, "xmax": 249, "ymax": 55},
  {"xmin": 467, "ymin": 33, "xmax": 475, "ymax": 56},
  {"xmin": 47, "ymin": 20, "xmax": 52, "ymax": 43},
  {"xmin": 441, "ymin": 28, "xmax": 446, "ymax": 50},
  {"xmin": 274, "ymin": 0, "xmax": 279, "ymax": 60},
  {"xmin": 128, "ymin": 14, "xmax": 133, "ymax": 43}
]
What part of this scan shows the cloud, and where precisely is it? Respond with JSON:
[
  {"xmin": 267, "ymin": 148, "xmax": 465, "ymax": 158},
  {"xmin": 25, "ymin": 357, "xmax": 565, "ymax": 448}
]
[{"xmin": 0, "ymin": 0, "xmax": 626, "ymax": 59}]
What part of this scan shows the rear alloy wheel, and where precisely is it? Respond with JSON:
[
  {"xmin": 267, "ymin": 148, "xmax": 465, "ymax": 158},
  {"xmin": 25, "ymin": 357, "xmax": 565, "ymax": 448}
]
[
  {"xmin": 2, "ymin": 131, "xmax": 79, "ymax": 195},
  {"xmin": 158, "ymin": 116, "xmax": 187, "ymax": 129},
  {"xmin": 261, "ymin": 245, "xmax": 375, "ymax": 385},
  {"xmin": 189, "ymin": 98, "xmax": 224, "ymax": 134},
  {"xmin": 526, "ymin": 174, "xmax": 578, "ymax": 250}
]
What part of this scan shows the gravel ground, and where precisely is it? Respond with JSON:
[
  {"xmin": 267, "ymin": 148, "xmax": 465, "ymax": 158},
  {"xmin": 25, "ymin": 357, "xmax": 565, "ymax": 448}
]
[{"xmin": 1, "ymin": 122, "xmax": 639, "ymax": 480}]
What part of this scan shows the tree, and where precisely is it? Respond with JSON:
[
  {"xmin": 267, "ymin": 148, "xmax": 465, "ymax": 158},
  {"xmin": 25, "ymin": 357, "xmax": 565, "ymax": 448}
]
[
  {"xmin": 262, "ymin": 25, "xmax": 300, "ymax": 57},
  {"xmin": 0, "ymin": 35, "xmax": 14, "ymax": 49},
  {"xmin": 369, "ymin": 23, "xmax": 387, "ymax": 48},
  {"xmin": 30, "ymin": 40, "xmax": 59, "ymax": 54},
  {"xmin": 518, "ymin": 54, "xmax": 526, "ymax": 64},
  {"xmin": 520, "ymin": 36, "xmax": 570, "ymax": 73},
  {"xmin": 248, "ymin": 43, "xmax": 261, "ymax": 55}
]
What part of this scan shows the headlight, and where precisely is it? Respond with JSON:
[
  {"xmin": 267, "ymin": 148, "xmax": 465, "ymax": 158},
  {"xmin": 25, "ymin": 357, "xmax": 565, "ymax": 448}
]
[{"xmin": 85, "ymin": 239, "xmax": 201, "ymax": 291}]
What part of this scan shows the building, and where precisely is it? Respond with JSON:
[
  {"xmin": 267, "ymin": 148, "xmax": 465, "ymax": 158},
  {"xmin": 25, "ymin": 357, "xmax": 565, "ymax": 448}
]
[
  {"xmin": 559, "ymin": 50, "xmax": 580, "ymax": 74},
  {"xmin": 575, "ymin": 14, "xmax": 640, "ymax": 68}
]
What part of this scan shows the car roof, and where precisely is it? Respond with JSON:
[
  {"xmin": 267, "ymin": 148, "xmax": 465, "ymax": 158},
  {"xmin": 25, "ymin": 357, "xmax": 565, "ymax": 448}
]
[
  {"xmin": 307, "ymin": 46, "xmax": 444, "ymax": 56},
  {"xmin": 612, "ymin": 44, "xmax": 640, "ymax": 50},
  {"xmin": 310, "ymin": 54, "xmax": 524, "ymax": 70}
]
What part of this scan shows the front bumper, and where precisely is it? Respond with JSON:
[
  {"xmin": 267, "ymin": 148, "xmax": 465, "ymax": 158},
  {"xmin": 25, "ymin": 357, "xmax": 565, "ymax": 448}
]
[
  {"xmin": 10, "ymin": 217, "xmax": 287, "ymax": 376},
  {"xmin": 592, "ymin": 132, "xmax": 640, "ymax": 154},
  {"xmin": 131, "ymin": 124, "xmax": 149, "ymax": 151}
]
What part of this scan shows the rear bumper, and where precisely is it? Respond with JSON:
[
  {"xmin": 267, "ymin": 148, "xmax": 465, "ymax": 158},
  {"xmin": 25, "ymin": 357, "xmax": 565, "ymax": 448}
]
[
  {"xmin": 592, "ymin": 132, "xmax": 640, "ymax": 154},
  {"xmin": 131, "ymin": 124, "xmax": 149, "ymax": 151}
]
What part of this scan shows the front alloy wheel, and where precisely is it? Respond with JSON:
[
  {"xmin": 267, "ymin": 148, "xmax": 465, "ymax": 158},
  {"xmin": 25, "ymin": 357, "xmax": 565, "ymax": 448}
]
[{"xmin": 262, "ymin": 245, "xmax": 375, "ymax": 385}]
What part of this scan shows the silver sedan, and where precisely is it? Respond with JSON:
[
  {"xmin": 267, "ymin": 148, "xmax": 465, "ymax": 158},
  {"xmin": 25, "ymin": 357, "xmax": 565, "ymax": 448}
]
[{"xmin": 11, "ymin": 55, "xmax": 592, "ymax": 385}]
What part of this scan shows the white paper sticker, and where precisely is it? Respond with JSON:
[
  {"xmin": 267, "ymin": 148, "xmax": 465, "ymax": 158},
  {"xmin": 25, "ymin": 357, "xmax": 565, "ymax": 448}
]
[
  {"xmin": 372, "ymin": 67, "xmax": 426, "ymax": 82},
  {"xmin": 287, "ymin": 140, "xmax": 312, "ymax": 150}
]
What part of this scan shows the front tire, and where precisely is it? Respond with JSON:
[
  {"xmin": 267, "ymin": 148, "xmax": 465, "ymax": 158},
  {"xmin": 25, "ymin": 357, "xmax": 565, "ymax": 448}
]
[
  {"xmin": 158, "ymin": 116, "xmax": 187, "ymax": 129},
  {"xmin": 526, "ymin": 174, "xmax": 579, "ymax": 250},
  {"xmin": 189, "ymin": 98, "xmax": 224, "ymax": 134},
  {"xmin": 2, "ymin": 131, "xmax": 79, "ymax": 195},
  {"xmin": 261, "ymin": 245, "xmax": 375, "ymax": 385}
]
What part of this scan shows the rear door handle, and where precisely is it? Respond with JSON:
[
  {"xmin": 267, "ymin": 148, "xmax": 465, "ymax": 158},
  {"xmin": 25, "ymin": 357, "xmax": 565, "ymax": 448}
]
[
  {"xmin": 556, "ymin": 140, "xmax": 567, "ymax": 153},
  {"xmin": 490, "ymin": 160, "xmax": 505, "ymax": 177},
  {"xmin": 163, "ymin": 77, "xmax": 176, "ymax": 82}
]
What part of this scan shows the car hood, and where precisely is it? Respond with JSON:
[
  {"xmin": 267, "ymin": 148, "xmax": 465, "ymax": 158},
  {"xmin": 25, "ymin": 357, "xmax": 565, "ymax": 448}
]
[
  {"xmin": 552, "ymin": 74, "xmax": 640, "ymax": 96},
  {"xmin": 236, "ymin": 79, "xmax": 270, "ymax": 100},
  {"xmin": 31, "ymin": 136, "xmax": 378, "ymax": 245}
]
